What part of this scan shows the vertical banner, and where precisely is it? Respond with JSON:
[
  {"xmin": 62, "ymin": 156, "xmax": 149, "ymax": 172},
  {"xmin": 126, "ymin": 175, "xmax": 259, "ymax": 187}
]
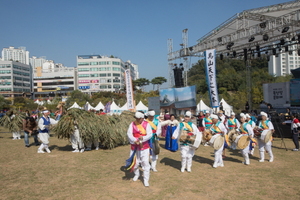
[
  {"xmin": 205, "ymin": 49, "xmax": 219, "ymax": 108},
  {"xmin": 125, "ymin": 69, "xmax": 135, "ymax": 109}
]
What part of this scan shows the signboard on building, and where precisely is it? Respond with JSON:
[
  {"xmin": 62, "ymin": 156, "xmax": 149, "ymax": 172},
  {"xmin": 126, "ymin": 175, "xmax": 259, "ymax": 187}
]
[
  {"xmin": 263, "ymin": 82, "xmax": 290, "ymax": 107},
  {"xmin": 78, "ymin": 86, "xmax": 90, "ymax": 90}
]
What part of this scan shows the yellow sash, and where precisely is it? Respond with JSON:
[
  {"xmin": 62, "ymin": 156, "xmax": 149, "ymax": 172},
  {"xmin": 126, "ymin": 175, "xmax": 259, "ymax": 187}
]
[
  {"xmin": 146, "ymin": 119, "xmax": 157, "ymax": 130},
  {"xmin": 261, "ymin": 120, "xmax": 268, "ymax": 129},
  {"xmin": 240, "ymin": 123, "xmax": 247, "ymax": 134},
  {"xmin": 229, "ymin": 118, "xmax": 236, "ymax": 125},
  {"xmin": 183, "ymin": 122, "xmax": 193, "ymax": 132},
  {"xmin": 213, "ymin": 124, "xmax": 221, "ymax": 133},
  {"xmin": 135, "ymin": 122, "xmax": 146, "ymax": 136}
]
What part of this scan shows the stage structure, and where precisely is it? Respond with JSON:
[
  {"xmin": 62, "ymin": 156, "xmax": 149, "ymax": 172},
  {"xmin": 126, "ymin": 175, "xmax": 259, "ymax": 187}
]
[{"xmin": 168, "ymin": 0, "xmax": 300, "ymax": 109}]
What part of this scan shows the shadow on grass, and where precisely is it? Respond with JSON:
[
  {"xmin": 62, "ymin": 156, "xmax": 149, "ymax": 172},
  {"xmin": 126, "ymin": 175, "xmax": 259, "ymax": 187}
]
[
  {"xmin": 120, "ymin": 166, "xmax": 134, "ymax": 180},
  {"xmin": 49, "ymin": 144, "xmax": 73, "ymax": 151},
  {"xmin": 193, "ymin": 154, "xmax": 214, "ymax": 165},
  {"xmin": 160, "ymin": 157, "xmax": 181, "ymax": 171}
]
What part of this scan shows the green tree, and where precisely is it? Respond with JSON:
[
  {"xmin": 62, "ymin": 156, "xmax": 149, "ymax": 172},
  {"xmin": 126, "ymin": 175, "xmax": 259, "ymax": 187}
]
[
  {"xmin": 151, "ymin": 76, "xmax": 167, "ymax": 90},
  {"xmin": 133, "ymin": 78, "xmax": 150, "ymax": 91},
  {"xmin": 66, "ymin": 90, "xmax": 91, "ymax": 107}
]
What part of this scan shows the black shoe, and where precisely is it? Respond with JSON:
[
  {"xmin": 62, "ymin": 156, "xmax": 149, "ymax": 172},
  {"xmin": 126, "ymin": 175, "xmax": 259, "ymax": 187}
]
[
  {"xmin": 35, "ymin": 143, "xmax": 40, "ymax": 146},
  {"xmin": 25, "ymin": 145, "xmax": 30, "ymax": 148}
]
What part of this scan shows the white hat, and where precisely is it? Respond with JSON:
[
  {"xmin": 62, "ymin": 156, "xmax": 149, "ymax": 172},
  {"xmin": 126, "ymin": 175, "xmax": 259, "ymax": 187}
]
[
  {"xmin": 231, "ymin": 112, "xmax": 235, "ymax": 116},
  {"xmin": 148, "ymin": 110, "xmax": 155, "ymax": 116},
  {"xmin": 42, "ymin": 110, "xmax": 49, "ymax": 113},
  {"xmin": 210, "ymin": 114, "xmax": 219, "ymax": 119},
  {"xmin": 135, "ymin": 112, "xmax": 144, "ymax": 119},
  {"xmin": 240, "ymin": 113, "xmax": 246, "ymax": 119},
  {"xmin": 245, "ymin": 114, "xmax": 251, "ymax": 118},
  {"xmin": 260, "ymin": 112, "xmax": 268, "ymax": 117},
  {"xmin": 185, "ymin": 111, "xmax": 192, "ymax": 117}
]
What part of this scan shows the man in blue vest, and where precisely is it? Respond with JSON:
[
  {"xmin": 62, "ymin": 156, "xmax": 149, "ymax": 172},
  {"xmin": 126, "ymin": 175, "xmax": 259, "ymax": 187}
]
[{"xmin": 37, "ymin": 110, "xmax": 58, "ymax": 153}]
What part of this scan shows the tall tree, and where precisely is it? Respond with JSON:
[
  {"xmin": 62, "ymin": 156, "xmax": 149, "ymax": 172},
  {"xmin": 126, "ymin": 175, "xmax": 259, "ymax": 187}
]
[
  {"xmin": 151, "ymin": 76, "xmax": 167, "ymax": 90},
  {"xmin": 133, "ymin": 78, "xmax": 150, "ymax": 91}
]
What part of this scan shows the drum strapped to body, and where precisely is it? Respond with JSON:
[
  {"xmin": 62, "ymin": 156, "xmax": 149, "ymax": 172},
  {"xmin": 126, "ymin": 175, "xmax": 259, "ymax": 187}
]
[
  {"xmin": 234, "ymin": 134, "xmax": 250, "ymax": 149},
  {"xmin": 202, "ymin": 129, "xmax": 212, "ymax": 142},
  {"xmin": 227, "ymin": 129, "xmax": 239, "ymax": 147},
  {"xmin": 260, "ymin": 130, "xmax": 272, "ymax": 143},
  {"xmin": 179, "ymin": 130, "xmax": 202, "ymax": 149},
  {"xmin": 208, "ymin": 134, "xmax": 225, "ymax": 150},
  {"xmin": 253, "ymin": 126, "xmax": 263, "ymax": 137}
]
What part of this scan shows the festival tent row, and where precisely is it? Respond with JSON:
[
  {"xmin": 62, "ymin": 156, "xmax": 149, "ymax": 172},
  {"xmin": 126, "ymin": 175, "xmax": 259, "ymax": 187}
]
[
  {"xmin": 196, "ymin": 99, "xmax": 233, "ymax": 116},
  {"xmin": 67, "ymin": 101, "xmax": 149, "ymax": 114}
]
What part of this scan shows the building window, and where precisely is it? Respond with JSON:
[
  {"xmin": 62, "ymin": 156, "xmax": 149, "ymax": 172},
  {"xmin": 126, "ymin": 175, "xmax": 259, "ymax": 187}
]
[
  {"xmin": 99, "ymin": 61, "xmax": 106, "ymax": 65},
  {"xmin": 90, "ymin": 68, "xmax": 98, "ymax": 71},
  {"xmin": 78, "ymin": 68, "xmax": 90, "ymax": 72},
  {"xmin": 113, "ymin": 84, "xmax": 120, "ymax": 88},
  {"xmin": 107, "ymin": 73, "xmax": 111, "ymax": 76},
  {"xmin": 100, "ymin": 85, "xmax": 107, "ymax": 89},
  {"xmin": 113, "ymin": 79, "xmax": 120, "ymax": 83},
  {"xmin": 0, "ymin": 64, "xmax": 11, "ymax": 68},
  {"xmin": 113, "ymin": 67, "xmax": 121, "ymax": 71},
  {"xmin": 0, "ymin": 70, "xmax": 11, "ymax": 74},
  {"xmin": 100, "ymin": 73, "xmax": 106, "ymax": 77},
  {"xmin": 112, "ymin": 61, "xmax": 120, "ymax": 65},
  {"xmin": 0, "ymin": 88, "xmax": 11, "ymax": 91},
  {"xmin": 91, "ymin": 74, "xmax": 99, "ymax": 77},
  {"xmin": 78, "ymin": 74, "xmax": 90, "ymax": 77},
  {"xmin": 78, "ymin": 62, "xmax": 90, "ymax": 66},
  {"xmin": 107, "ymin": 79, "xmax": 111, "ymax": 83},
  {"xmin": 90, "ymin": 62, "xmax": 98, "ymax": 65},
  {"xmin": 113, "ymin": 73, "xmax": 120, "ymax": 77}
]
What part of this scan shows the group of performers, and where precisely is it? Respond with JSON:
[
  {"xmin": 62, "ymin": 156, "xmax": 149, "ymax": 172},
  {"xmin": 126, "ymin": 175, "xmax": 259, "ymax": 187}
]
[{"xmin": 126, "ymin": 109, "xmax": 275, "ymax": 187}]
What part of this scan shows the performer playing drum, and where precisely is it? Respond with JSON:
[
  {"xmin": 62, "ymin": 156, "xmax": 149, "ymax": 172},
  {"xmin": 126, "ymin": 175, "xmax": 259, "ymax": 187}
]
[
  {"xmin": 202, "ymin": 111, "xmax": 212, "ymax": 146},
  {"xmin": 172, "ymin": 111, "xmax": 201, "ymax": 173},
  {"xmin": 238, "ymin": 113, "xmax": 254, "ymax": 165},
  {"xmin": 126, "ymin": 111, "xmax": 152, "ymax": 187},
  {"xmin": 246, "ymin": 113, "xmax": 257, "ymax": 155},
  {"xmin": 145, "ymin": 109, "xmax": 162, "ymax": 172},
  {"xmin": 257, "ymin": 112, "xmax": 274, "ymax": 162},
  {"xmin": 210, "ymin": 114, "xmax": 227, "ymax": 168}
]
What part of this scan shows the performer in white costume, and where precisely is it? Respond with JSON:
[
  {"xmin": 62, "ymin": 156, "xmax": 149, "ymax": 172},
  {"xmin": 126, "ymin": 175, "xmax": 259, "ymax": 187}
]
[
  {"xmin": 173, "ymin": 111, "xmax": 201, "ymax": 173},
  {"xmin": 257, "ymin": 112, "xmax": 275, "ymax": 162},
  {"xmin": 71, "ymin": 121, "xmax": 84, "ymax": 153},
  {"xmin": 145, "ymin": 110, "xmax": 162, "ymax": 172},
  {"xmin": 239, "ymin": 113, "xmax": 254, "ymax": 165},
  {"xmin": 37, "ymin": 110, "xmax": 58, "ymax": 153},
  {"xmin": 127, "ymin": 112, "xmax": 152, "ymax": 187},
  {"xmin": 210, "ymin": 114, "xmax": 227, "ymax": 168}
]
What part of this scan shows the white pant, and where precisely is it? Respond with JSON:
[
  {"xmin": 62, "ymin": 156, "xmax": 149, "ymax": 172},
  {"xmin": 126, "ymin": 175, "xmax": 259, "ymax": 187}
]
[
  {"xmin": 71, "ymin": 129, "xmax": 84, "ymax": 150},
  {"xmin": 38, "ymin": 132, "xmax": 50, "ymax": 145},
  {"xmin": 131, "ymin": 149, "xmax": 150, "ymax": 183},
  {"xmin": 180, "ymin": 145, "xmax": 195, "ymax": 169},
  {"xmin": 85, "ymin": 139, "xmax": 99, "ymax": 148},
  {"xmin": 214, "ymin": 143, "xmax": 224, "ymax": 165},
  {"xmin": 12, "ymin": 131, "xmax": 21, "ymax": 139},
  {"xmin": 241, "ymin": 142, "xmax": 251, "ymax": 163},
  {"xmin": 258, "ymin": 139, "xmax": 273, "ymax": 158}
]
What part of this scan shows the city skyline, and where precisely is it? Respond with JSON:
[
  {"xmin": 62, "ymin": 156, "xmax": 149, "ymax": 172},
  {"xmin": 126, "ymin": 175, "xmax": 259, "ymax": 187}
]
[{"xmin": 0, "ymin": 0, "xmax": 291, "ymax": 90}]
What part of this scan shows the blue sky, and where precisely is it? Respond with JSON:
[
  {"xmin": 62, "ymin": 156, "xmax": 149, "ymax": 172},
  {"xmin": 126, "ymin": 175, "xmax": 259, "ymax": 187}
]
[{"xmin": 0, "ymin": 0, "xmax": 291, "ymax": 90}]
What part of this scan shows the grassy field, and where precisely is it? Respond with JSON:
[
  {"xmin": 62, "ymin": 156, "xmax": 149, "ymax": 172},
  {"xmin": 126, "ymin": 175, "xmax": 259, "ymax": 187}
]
[{"xmin": 0, "ymin": 127, "xmax": 299, "ymax": 200}]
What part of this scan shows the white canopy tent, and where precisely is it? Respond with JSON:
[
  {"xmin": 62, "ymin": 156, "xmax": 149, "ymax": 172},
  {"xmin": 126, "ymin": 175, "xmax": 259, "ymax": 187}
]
[
  {"xmin": 196, "ymin": 100, "xmax": 213, "ymax": 114},
  {"xmin": 34, "ymin": 99, "xmax": 44, "ymax": 106},
  {"xmin": 68, "ymin": 102, "xmax": 82, "ymax": 110},
  {"xmin": 109, "ymin": 101, "xmax": 122, "ymax": 114},
  {"xmin": 120, "ymin": 102, "xmax": 128, "ymax": 111},
  {"xmin": 136, "ymin": 101, "xmax": 148, "ymax": 113},
  {"xmin": 84, "ymin": 102, "xmax": 95, "ymax": 111},
  {"xmin": 94, "ymin": 101, "xmax": 105, "ymax": 111},
  {"xmin": 220, "ymin": 98, "xmax": 233, "ymax": 116}
]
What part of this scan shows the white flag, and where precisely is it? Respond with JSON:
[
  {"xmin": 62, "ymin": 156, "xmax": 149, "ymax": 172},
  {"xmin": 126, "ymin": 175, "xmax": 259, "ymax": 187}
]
[
  {"xmin": 125, "ymin": 69, "xmax": 134, "ymax": 109},
  {"xmin": 205, "ymin": 49, "xmax": 219, "ymax": 108}
]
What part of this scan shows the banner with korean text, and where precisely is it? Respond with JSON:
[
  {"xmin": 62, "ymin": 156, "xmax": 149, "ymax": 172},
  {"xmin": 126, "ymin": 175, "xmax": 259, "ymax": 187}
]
[
  {"xmin": 205, "ymin": 49, "xmax": 219, "ymax": 108},
  {"xmin": 125, "ymin": 69, "xmax": 135, "ymax": 109}
]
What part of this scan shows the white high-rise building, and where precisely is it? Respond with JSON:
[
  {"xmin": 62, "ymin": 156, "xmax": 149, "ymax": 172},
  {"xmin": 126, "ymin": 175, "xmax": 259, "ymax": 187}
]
[
  {"xmin": 77, "ymin": 55, "xmax": 138, "ymax": 93},
  {"xmin": 268, "ymin": 46, "xmax": 300, "ymax": 76},
  {"xmin": 1, "ymin": 46, "xmax": 30, "ymax": 65},
  {"xmin": 29, "ymin": 56, "xmax": 47, "ymax": 69}
]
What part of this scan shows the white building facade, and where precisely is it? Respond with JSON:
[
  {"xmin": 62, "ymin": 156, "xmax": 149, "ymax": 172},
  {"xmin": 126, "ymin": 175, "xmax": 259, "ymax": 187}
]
[
  {"xmin": 29, "ymin": 56, "xmax": 47, "ymax": 69},
  {"xmin": 1, "ymin": 46, "xmax": 30, "ymax": 65},
  {"xmin": 268, "ymin": 46, "xmax": 300, "ymax": 76},
  {"xmin": 0, "ymin": 61, "xmax": 31, "ymax": 97},
  {"xmin": 77, "ymin": 55, "xmax": 138, "ymax": 93},
  {"xmin": 33, "ymin": 62, "xmax": 77, "ymax": 98}
]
